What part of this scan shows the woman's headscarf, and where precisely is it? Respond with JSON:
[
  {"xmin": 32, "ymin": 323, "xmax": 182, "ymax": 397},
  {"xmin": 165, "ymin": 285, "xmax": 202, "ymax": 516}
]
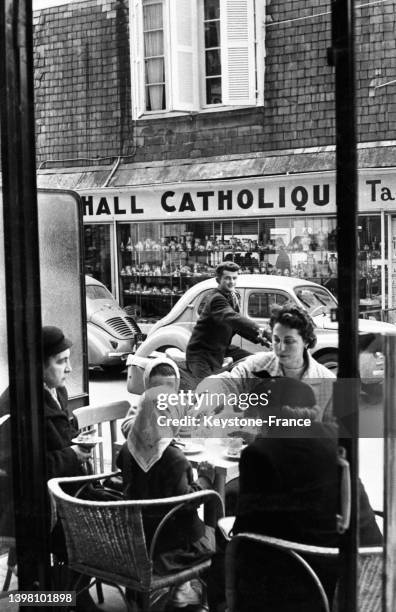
[
  {"xmin": 127, "ymin": 357, "xmax": 182, "ymax": 472},
  {"xmin": 143, "ymin": 356, "xmax": 180, "ymax": 391}
]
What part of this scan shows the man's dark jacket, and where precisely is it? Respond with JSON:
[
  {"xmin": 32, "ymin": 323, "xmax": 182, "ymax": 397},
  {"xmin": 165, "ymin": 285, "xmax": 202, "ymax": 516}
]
[{"xmin": 186, "ymin": 288, "xmax": 259, "ymax": 368}]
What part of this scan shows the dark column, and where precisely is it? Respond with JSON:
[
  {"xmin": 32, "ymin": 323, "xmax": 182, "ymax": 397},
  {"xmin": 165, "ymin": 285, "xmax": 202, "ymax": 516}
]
[
  {"xmin": 0, "ymin": 0, "xmax": 51, "ymax": 593},
  {"xmin": 329, "ymin": 2, "xmax": 359, "ymax": 611}
]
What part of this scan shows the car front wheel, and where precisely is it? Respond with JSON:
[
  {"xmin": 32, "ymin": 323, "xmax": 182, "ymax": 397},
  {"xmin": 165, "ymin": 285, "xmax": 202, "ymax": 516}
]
[
  {"xmin": 315, "ymin": 351, "xmax": 339, "ymax": 374},
  {"xmin": 103, "ymin": 363, "xmax": 127, "ymax": 376}
]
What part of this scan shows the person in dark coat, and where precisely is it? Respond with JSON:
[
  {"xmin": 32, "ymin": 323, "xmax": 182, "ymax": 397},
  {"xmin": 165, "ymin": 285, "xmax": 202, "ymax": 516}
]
[
  {"xmin": 42, "ymin": 326, "xmax": 101, "ymax": 612},
  {"xmin": 207, "ymin": 377, "xmax": 382, "ymax": 612},
  {"xmin": 42, "ymin": 326, "xmax": 91, "ymax": 479},
  {"xmin": 186, "ymin": 262, "xmax": 263, "ymax": 381}
]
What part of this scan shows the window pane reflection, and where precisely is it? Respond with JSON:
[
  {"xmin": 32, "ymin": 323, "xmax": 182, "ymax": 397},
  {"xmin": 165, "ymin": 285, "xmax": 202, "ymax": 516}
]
[
  {"xmin": 204, "ymin": 0, "xmax": 220, "ymax": 20},
  {"xmin": 206, "ymin": 49, "xmax": 221, "ymax": 76},
  {"xmin": 205, "ymin": 21, "xmax": 220, "ymax": 48},
  {"xmin": 206, "ymin": 77, "xmax": 222, "ymax": 104},
  {"xmin": 84, "ymin": 224, "xmax": 112, "ymax": 290},
  {"xmin": 38, "ymin": 192, "xmax": 85, "ymax": 398}
]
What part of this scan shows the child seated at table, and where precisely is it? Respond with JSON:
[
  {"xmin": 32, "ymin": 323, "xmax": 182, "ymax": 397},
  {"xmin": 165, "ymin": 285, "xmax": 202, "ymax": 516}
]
[
  {"xmin": 121, "ymin": 356, "xmax": 181, "ymax": 438},
  {"xmin": 117, "ymin": 357, "xmax": 216, "ymax": 610}
]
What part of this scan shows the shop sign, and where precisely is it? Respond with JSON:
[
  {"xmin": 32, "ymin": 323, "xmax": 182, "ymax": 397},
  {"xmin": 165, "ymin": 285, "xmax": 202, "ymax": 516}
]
[{"xmin": 80, "ymin": 169, "xmax": 396, "ymax": 222}]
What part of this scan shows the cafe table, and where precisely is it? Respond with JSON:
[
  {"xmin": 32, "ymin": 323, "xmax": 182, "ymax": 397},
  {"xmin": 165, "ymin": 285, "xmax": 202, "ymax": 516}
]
[{"xmin": 179, "ymin": 438, "xmax": 240, "ymax": 501}]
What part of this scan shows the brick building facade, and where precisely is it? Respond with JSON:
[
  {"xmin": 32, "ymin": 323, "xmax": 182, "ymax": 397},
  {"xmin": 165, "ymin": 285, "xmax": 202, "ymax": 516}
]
[
  {"xmin": 34, "ymin": 0, "xmax": 396, "ymax": 164},
  {"xmin": 34, "ymin": 0, "xmax": 396, "ymax": 325}
]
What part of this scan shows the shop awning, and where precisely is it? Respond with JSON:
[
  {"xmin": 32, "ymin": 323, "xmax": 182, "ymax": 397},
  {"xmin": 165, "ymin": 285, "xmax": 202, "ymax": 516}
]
[
  {"xmin": 36, "ymin": 166, "xmax": 112, "ymax": 190},
  {"xmin": 36, "ymin": 142, "xmax": 396, "ymax": 190}
]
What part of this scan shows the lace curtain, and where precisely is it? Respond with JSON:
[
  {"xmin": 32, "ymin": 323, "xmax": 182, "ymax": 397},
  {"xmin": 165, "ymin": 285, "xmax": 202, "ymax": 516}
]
[{"xmin": 143, "ymin": 1, "xmax": 165, "ymax": 111}]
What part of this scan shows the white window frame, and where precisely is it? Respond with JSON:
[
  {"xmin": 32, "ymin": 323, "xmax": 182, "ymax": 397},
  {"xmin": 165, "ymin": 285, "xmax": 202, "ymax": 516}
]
[{"xmin": 130, "ymin": 0, "xmax": 265, "ymax": 119}]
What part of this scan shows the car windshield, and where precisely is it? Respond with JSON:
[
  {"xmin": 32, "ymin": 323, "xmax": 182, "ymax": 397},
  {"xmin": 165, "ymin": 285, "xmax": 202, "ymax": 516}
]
[
  {"xmin": 86, "ymin": 284, "xmax": 113, "ymax": 301},
  {"xmin": 294, "ymin": 285, "xmax": 337, "ymax": 316}
]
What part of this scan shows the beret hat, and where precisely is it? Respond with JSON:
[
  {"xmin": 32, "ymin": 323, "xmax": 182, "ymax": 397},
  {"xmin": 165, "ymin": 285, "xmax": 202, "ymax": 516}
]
[{"xmin": 42, "ymin": 326, "xmax": 72, "ymax": 359}]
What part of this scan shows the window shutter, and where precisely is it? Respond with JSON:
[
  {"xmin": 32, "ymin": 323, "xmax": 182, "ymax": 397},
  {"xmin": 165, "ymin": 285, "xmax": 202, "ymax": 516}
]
[
  {"xmin": 168, "ymin": 0, "xmax": 198, "ymax": 111},
  {"xmin": 130, "ymin": 0, "xmax": 145, "ymax": 118},
  {"xmin": 221, "ymin": 0, "xmax": 256, "ymax": 106}
]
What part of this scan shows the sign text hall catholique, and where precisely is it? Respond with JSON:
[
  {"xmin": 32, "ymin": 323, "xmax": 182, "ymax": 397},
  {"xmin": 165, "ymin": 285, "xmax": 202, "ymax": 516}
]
[{"xmin": 81, "ymin": 170, "xmax": 396, "ymax": 222}]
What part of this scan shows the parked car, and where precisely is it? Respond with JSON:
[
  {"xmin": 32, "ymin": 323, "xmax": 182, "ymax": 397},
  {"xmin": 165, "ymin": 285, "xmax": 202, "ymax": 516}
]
[
  {"xmin": 86, "ymin": 275, "xmax": 145, "ymax": 371},
  {"xmin": 128, "ymin": 274, "xmax": 393, "ymax": 391}
]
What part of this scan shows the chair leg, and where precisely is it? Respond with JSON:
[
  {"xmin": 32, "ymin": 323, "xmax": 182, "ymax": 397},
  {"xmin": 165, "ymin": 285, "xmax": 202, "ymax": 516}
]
[
  {"xmin": 139, "ymin": 592, "xmax": 150, "ymax": 612},
  {"xmin": 125, "ymin": 588, "xmax": 144, "ymax": 612},
  {"xmin": 96, "ymin": 579, "xmax": 104, "ymax": 604},
  {"xmin": 1, "ymin": 568, "xmax": 13, "ymax": 592},
  {"xmin": 2, "ymin": 548, "xmax": 17, "ymax": 591}
]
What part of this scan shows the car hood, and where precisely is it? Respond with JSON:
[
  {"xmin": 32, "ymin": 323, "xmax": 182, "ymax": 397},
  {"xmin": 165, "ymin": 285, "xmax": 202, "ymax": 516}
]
[
  {"xmin": 313, "ymin": 314, "xmax": 396, "ymax": 334},
  {"xmin": 87, "ymin": 299, "xmax": 139, "ymax": 340},
  {"xmin": 86, "ymin": 299, "xmax": 122, "ymax": 320}
]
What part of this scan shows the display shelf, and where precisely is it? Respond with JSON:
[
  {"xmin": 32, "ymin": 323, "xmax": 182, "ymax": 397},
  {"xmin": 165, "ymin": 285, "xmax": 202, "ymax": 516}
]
[
  {"xmin": 124, "ymin": 291, "xmax": 183, "ymax": 297},
  {"xmin": 121, "ymin": 249, "xmax": 225, "ymax": 254},
  {"xmin": 120, "ymin": 273, "xmax": 212, "ymax": 280},
  {"xmin": 116, "ymin": 221, "xmax": 380, "ymax": 319}
]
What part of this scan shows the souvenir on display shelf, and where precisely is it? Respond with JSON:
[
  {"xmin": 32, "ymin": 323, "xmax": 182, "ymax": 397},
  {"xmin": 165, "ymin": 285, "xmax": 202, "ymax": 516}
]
[{"xmin": 117, "ymin": 220, "xmax": 349, "ymax": 321}]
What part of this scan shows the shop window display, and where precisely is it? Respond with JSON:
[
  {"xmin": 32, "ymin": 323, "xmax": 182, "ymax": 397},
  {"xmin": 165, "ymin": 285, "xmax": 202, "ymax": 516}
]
[
  {"xmin": 116, "ymin": 216, "xmax": 382, "ymax": 324},
  {"xmin": 358, "ymin": 215, "xmax": 382, "ymax": 315},
  {"xmin": 84, "ymin": 224, "xmax": 112, "ymax": 291}
]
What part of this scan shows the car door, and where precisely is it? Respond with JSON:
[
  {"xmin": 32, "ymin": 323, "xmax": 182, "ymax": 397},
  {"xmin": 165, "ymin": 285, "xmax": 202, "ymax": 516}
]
[{"xmin": 241, "ymin": 289, "xmax": 291, "ymax": 353}]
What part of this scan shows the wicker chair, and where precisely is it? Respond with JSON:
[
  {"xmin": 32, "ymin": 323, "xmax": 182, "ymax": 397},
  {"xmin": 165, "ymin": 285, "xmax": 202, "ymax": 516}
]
[
  {"xmin": 73, "ymin": 400, "xmax": 131, "ymax": 472},
  {"xmin": 224, "ymin": 532, "xmax": 383, "ymax": 612},
  {"xmin": 48, "ymin": 472, "xmax": 224, "ymax": 611}
]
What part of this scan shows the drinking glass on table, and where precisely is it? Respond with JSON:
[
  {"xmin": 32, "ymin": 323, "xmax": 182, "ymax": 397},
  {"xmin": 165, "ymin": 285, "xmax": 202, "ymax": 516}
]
[
  {"xmin": 74, "ymin": 427, "xmax": 97, "ymax": 473},
  {"xmin": 227, "ymin": 437, "xmax": 244, "ymax": 457}
]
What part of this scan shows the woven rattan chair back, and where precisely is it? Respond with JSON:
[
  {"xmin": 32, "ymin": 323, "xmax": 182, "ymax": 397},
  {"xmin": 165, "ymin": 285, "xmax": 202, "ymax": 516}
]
[
  {"xmin": 73, "ymin": 400, "xmax": 130, "ymax": 472},
  {"xmin": 57, "ymin": 494, "xmax": 151, "ymax": 590},
  {"xmin": 48, "ymin": 474, "xmax": 224, "ymax": 607},
  {"xmin": 225, "ymin": 533, "xmax": 336, "ymax": 612},
  {"xmin": 225, "ymin": 533, "xmax": 383, "ymax": 612}
]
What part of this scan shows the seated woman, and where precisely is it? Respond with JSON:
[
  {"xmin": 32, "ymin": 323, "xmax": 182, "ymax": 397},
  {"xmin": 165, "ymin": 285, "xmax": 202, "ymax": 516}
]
[
  {"xmin": 195, "ymin": 302, "xmax": 335, "ymax": 423},
  {"xmin": 117, "ymin": 359, "xmax": 216, "ymax": 609},
  {"xmin": 208, "ymin": 377, "xmax": 382, "ymax": 612}
]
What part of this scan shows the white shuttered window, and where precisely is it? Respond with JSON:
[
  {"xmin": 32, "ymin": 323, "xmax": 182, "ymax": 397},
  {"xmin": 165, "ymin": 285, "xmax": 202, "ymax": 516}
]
[
  {"xmin": 130, "ymin": 0, "xmax": 264, "ymax": 118},
  {"xmin": 168, "ymin": 0, "xmax": 198, "ymax": 111},
  {"xmin": 221, "ymin": 0, "xmax": 255, "ymax": 106}
]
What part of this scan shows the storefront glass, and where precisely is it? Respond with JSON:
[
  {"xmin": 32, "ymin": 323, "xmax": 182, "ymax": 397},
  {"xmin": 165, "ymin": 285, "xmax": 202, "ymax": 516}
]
[
  {"xmin": 116, "ymin": 215, "xmax": 384, "ymax": 324},
  {"xmin": 38, "ymin": 193, "xmax": 87, "ymax": 399},
  {"xmin": 358, "ymin": 215, "xmax": 383, "ymax": 317},
  {"xmin": 84, "ymin": 224, "xmax": 112, "ymax": 291}
]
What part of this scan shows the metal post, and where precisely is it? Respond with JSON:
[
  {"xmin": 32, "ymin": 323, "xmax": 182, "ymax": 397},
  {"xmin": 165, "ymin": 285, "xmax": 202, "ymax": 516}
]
[
  {"xmin": 383, "ymin": 334, "xmax": 396, "ymax": 612},
  {"xmin": 329, "ymin": 1, "xmax": 359, "ymax": 611},
  {"xmin": 0, "ymin": 0, "xmax": 51, "ymax": 591}
]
